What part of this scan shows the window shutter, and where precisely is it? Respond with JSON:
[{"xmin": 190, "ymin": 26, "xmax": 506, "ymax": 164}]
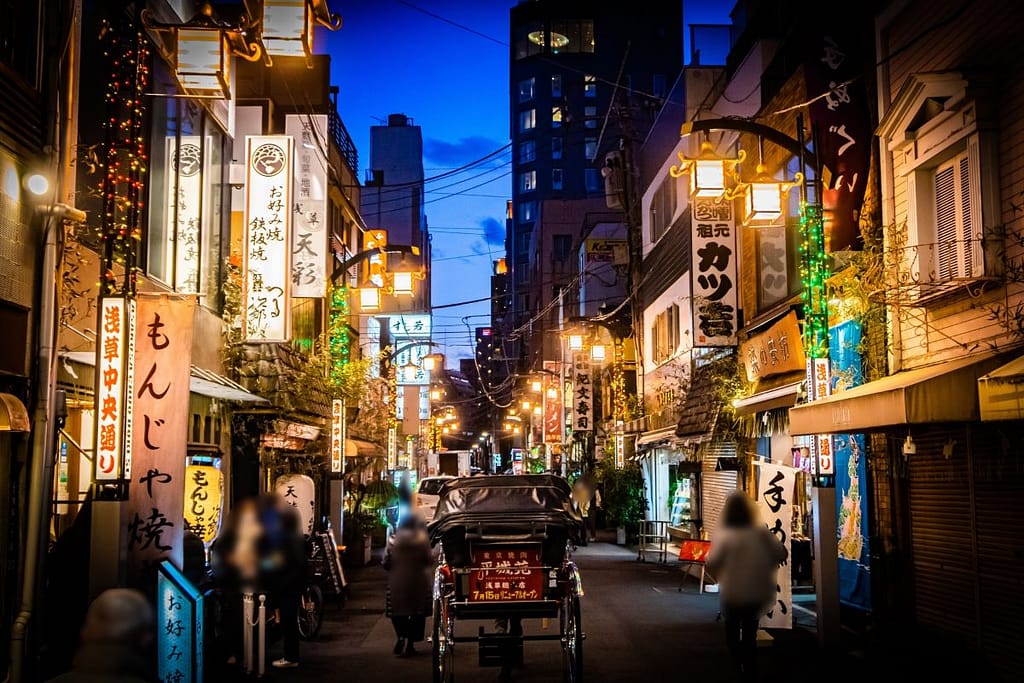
[
  {"xmin": 934, "ymin": 162, "xmax": 958, "ymax": 280},
  {"xmin": 962, "ymin": 137, "xmax": 983, "ymax": 277}
]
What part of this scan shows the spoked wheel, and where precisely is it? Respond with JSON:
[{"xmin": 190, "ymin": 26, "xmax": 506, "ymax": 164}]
[
  {"xmin": 432, "ymin": 596, "xmax": 455, "ymax": 683},
  {"xmin": 560, "ymin": 593, "xmax": 583, "ymax": 683},
  {"xmin": 297, "ymin": 584, "xmax": 324, "ymax": 641}
]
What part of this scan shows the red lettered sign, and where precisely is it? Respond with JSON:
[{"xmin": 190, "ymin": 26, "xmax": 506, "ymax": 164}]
[{"xmin": 468, "ymin": 545, "xmax": 545, "ymax": 602}]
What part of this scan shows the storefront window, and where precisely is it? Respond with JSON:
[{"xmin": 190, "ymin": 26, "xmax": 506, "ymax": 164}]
[{"xmin": 146, "ymin": 61, "xmax": 229, "ymax": 311}]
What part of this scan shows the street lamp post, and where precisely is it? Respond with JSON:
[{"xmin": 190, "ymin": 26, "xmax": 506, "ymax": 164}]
[{"xmin": 673, "ymin": 116, "xmax": 838, "ymax": 648}]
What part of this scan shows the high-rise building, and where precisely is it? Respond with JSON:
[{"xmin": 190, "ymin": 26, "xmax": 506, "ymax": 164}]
[
  {"xmin": 508, "ymin": 0, "xmax": 683, "ymax": 371},
  {"xmin": 361, "ymin": 113, "xmax": 431, "ymax": 314}
]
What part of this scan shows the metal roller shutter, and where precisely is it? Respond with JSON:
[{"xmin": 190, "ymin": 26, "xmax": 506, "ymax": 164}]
[
  {"xmin": 907, "ymin": 426, "xmax": 977, "ymax": 642},
  {"xmin": 701, "ymin": 441, "xmax": 737, "ymax": 538},
  {"xmin": 968, "ymin": 423, "xmax": 1024, "ymax": 678}
]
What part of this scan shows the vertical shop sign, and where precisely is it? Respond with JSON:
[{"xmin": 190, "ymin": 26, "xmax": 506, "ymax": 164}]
[
  {"xmin": 127, "ymin": 294, "xmax": 195, "ymax": 575},
  {"xmin": 183, "ymin": 464, "xmax": 223, "ymax": 546},
  {"xmin": 285, "ymin": 115, "xmax": 328, "ymax": 298},
  {"xmin": 95, "ymin": 298, "xmax": 128, "ymax": 481},
  {"xmin": 830, "ymin": 320, "xmax": 871, "ymax": 610},
  {"xmin": 804, "ymin": 32, "xmax": 871, "ymax": 250},
  {"xmin": 811, "ymin": 357, "xmax": 835, "ymax": 481},
  {"xmin": 157, "ymin": 560, "xmax": 203, "ymax": 683},
  {"xmin": 387, "ymin": 425, "xmax": 398, "ymax": 470},
  {"xmin": 758, "ymin": 226, "xmax": 789, "ymax": 308},
  {"xmin": 243, "ymin": 135, "xmax": 293, "ymax": 342},
  {"xmin": 544, "ymin": 360, "xmax": 561, "ymax": 444},
  {"xmin": 275, "ymin": 473, "xmax": 316, "ymax": 537},
  {"xmin": 572, "ymin": 352, "xmax": 592, "ymax": 433},
  {"xmin": 757, "ymin": 461, "xmax": 796, "ymax": 629},
  {"xmin": 331, "ymin": 399, "xmax": 345, "ymax": 473},
  {"xmin": 691, "ymin": 198, "xmax": 738, "ymax": 346},
  {"xmin": 614, "ymin": 431, "xmax": 625, "ymax": 468},
  {"xmin": 165, "ymin": 136, "xmax": 203, "ymax": 293}
]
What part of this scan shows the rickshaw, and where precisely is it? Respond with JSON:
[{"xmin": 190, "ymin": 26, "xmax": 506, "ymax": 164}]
[{"xmin": 427, "ymin": 474, "xmax": 585, "ymax": 683}]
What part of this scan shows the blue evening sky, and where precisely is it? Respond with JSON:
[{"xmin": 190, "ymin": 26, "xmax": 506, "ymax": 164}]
[{"xmin": 322, "ymin": 1, "xmax": 732, "ymax": 367}]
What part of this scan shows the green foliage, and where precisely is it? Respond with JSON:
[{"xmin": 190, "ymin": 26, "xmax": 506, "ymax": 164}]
[
  {"xmin": 350, "ymin": 510, "xmax": 384, "ymax": 536},
  {"xmin": 594, "ymin": 458, "xmax": 646, "ymax": 530}
]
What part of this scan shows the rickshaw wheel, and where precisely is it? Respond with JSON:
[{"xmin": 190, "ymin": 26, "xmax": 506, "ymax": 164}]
[
  {"xmin": 432, "ymin": 596, "xmax": 455, "ymax": 683},
  {"xmin": 560, "ymin": 593, "xmax": 583, "ymax": 682}
]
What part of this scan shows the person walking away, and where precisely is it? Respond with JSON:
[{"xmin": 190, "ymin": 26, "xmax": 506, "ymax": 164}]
[
  {"xmin": 45, "ymin": 588, "xmax": 155, "ymax": 683},
  {"xmin": 383, "ymin": 513, "xmax": 433, "ymax": 656},
  {"xmin": 705, "ymin": 491, "xmax": 788, "ymax": 682},
  {"xmin": 571, "ymin": 476, "xmax": 592, "ymax": 545}
]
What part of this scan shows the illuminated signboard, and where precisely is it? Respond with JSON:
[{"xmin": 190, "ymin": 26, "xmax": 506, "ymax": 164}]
[
  {"xmin": 165, "ymin": 136, "xmax": 204, "ymax": 293},
  {"xmin": 95, "ymin": 298, "xmax": 128, "ymax": 481},
  {"xmin": 243, "ymin": 135, "xmax": 293, "ymax": 342},
  {"xmin": 285, "ymin": 115, "xmax": 329, "ymax": 298}
]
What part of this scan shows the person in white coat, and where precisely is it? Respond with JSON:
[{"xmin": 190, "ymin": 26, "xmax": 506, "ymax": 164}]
[{"xmin": 705, "ymin": 491, "xmax": 788, "ymax": 681}]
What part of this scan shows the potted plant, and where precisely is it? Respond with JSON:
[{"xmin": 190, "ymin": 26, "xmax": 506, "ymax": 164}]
[
  {"xmin": 344, "ymin": 511, "xmax": 380, "ymax": 566},
  {"xmin": 595, "ymin": 458, "xmax": 646, "ymax": 545}
]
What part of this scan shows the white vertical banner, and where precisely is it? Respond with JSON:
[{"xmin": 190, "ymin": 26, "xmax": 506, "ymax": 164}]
[
  {"xmin": 243, "ymin": 135, "xmax": 294, "ymax": 342},
  {"xmin": 127, "ymin": 294, "xmax": 196, "ymax": 576},
  {"xmin": 756, "ymin": 461, "xmax": 796, "ymax": 629},
  {"xmin": 387, "ymin": 425, "xmax": 398, "ymax": 470},
  {"xmin": 95, "ymin": 298, "xmax": 127, "ymax": 481},
  {"xmin": 691, "ymin": 197, "xmax": 738, "ymax": 346},
  {"xmin": 810, "ymin": 356, "xmax": 834, "ymax": 479},
  {"xmin": 571, "ymin": 352, "xmax": 593, "ymax": 433},
  {"xmin": 285, "ymin": 115, "xmax": 329, "ymax": 298},
  {"xmin": 165, "ymin": 135, "xmax": 204, "ymax": 293}
]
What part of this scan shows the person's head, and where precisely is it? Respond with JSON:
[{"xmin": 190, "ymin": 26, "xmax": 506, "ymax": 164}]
[
  {"xmin": 721, "ymin": 491, "xmax": 759, "ymax": 529},
  {"xmin": 80, "ymin": 589, "xmax": 154, "ymax": 647}
]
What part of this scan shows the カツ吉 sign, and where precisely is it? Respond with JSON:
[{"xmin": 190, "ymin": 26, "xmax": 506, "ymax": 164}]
[{"xmin": 691, "ymin": 198, "xmax": 738, "ymax": 346}]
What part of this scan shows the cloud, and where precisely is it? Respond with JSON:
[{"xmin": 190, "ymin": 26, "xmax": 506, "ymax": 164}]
[
  {"xmin": 424, "ymin": 136, "xmax": 504, "ymax": 166},
  {"xmin": 479, "ymin": 217, "xmax": 505, "ymax": 246}
]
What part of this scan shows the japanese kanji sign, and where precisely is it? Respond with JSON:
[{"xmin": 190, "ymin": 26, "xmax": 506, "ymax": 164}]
[
  {"xmin": 157, "ymin": 559, "xmax": 203, "ymax": 683},
  {"xmin": 758, "ymin": 226, "xmax": 788, "ymax": 308},
  {"xmin": 95, "ymin": 297, "xmax": 131, "ymax": 481},
  {"xmin": 285, "ymin": 115, "xmax": 328, "ymax": 298},
  {"xmin": 756, "ymin": 461, "xmax": 796, "ymax": 629},
  {"xmin": 543, "ymin": 360, "xmax": 561, "ymax": 444},
  {"xmin": 331, "ymin": 399, "xmax": 345, "ymax": 473},
  {"xmin": 571, "ymin": 352, "xmax": 593, "ymax": 433},
  {"xmin": 805, "ymin": 32, "xmax": 871, "ymax": 250},
  {"xmin": 739, "ymin": 310, "xmax": 807, "ymax": 383},
  {"xmin": 811, "ymin": 357, "xmax": 835, "ymax": 480},
  {"xmin": 243, "ymin": 135, "xmax": 293, "ymax": 342},
  {"xmin": 183, "ymin": 464, "xmax": 223, "ymax": 546},
  {"xmin": 387, "ymin": 425, "xmax": 398, "ymax": 470},
  {"xmin": 275, "ymin": 473, "xmax": 316, "ymax": 537},
  {"xmin": 691, "ymin": 198, "xmax": 738, "ymax": 346},
  {"xmin": 127, "ymin": 294, "xmax": 195, "ymax": 575},
  {"xmin": 165, "ymin": 135, "xmax": 204, "ymax": 293}
]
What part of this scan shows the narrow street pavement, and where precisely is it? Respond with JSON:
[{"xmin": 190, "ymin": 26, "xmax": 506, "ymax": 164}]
[{"xmin": 238, "ymin": 542, "xmax": 984, "ymax": 683}]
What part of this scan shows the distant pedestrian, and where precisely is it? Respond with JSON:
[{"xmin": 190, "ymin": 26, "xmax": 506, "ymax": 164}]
[
  {"xmin": 383, "ymin": 513, "xmax": 433, "ymax": 656},
  {"xmin": 261, "ymin": 494, "xmax": 308, "ymax": 670},
  {"xmin": 705, "ymin": 491, "xmax": 788, "ymax": 682},
  {"xmin": 572, "ymin": 475, "xmax": 600, "ymax": 543},
  {"xmin": 46, "ymin": 588, "xmax": 155, "ymax": 683}
]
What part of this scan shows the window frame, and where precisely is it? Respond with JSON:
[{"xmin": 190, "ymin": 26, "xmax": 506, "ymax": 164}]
[
  {"xmin": 519, "ymin": 108, "xmax": 536, "ymax": 133},
  {"xmin": 518, "ymin": 77, "xmax": 536, "ymax": 103}
]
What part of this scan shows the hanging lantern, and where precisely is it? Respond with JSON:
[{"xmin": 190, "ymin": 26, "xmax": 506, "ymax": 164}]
[
  {"xmin": 568, "ymin": 334, "xmax": 584, "ymax": 351},
  {"xmin": 358, "ymin": 286, "xmax": 381, "ymax": 311},
  {"xmin": 531, "ymin": 379, "xmax": 542, "ymax": 393},
  {"xmin": 392, "ymin": 271, "xmax": 414, "ymax": 296},
  {"xmin": 590, "ymin": 344, "xmax": 606, "ymax": 362},
  {"xmin": 670, "ymin": 140, "xmax": 743, "ymax": 201},
  {"xmin": 275, "ymin": 473, "xmax": 316, "ymax": 537},
  {"xmin": 175, "ymin": 28, "xmax": 230, "ymax": 96},
  {"xmin": 183, "ymin": 464, "xmax": 223, "ymax": 546},
  {"xmin": 743, "ymin": 165, "xmax": 802, "ymax": 225},
  {"xmin": 430, "ymin": 388, "xmax": 441, "ymax": 401},
  {"xmin": 262, "ymin": 0, "xmax": 314, "ymax": 57}
]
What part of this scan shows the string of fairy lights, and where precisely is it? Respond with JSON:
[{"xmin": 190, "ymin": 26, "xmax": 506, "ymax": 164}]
[
  {"xmin": 99, "ymin": 18, "xmax": 149, "ymax": 297},
  {"xmin": 798, "ymin": 202, "xmax": 829, "ymax": 360}
]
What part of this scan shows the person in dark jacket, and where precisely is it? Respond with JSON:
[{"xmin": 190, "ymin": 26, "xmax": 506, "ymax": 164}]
[
  {"xmin": 383, "ymin": 513, "xmax": 433, "ymax": 656},
  {"xmin": 45, "ymin": 588, "xmax": 155, "ymax": 683},
  {"xmin": 260, "ymin": 494, "xmax": 308, "ymax": 669},
  {"xmin": 705, "ymin": 491, "xmax": 788, "ymax": 682}
]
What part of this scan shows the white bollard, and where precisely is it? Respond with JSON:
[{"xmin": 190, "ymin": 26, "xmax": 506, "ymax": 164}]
[
  {"xmin": 258, "ymin": 594, "xmax": 267, "ymax": 678},
  {"xmin": 242, "ymin": 592, "xmax": 254, "ymax": 674}
]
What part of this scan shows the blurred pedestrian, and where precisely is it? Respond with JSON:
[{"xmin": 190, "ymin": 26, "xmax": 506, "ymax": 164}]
[
  {"xmin": 383, "ymin": 513, "xmax": 433, "ymax": 656},
  {"xmin": 571, "ymin": 475, "xmax": 599, "ymax": 543},
  {"xmin": 46, "ymin": 588, "xmax": 155, "ymax": 683},
  {"xmin": 208, "ymin": 496, "xmax": 263, "ymax": 668},
  {"xmin": 260, "ymin": 494, "xmax": 308, "ymax": 670},
  {"xmin": 705, "ymin": 491, "xmax": 788, "ymax": 682}
]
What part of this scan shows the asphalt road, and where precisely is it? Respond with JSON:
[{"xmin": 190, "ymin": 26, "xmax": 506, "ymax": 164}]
[{"xmin": 245, "ymin": 542, "xmax": 846, "ymax": 683}]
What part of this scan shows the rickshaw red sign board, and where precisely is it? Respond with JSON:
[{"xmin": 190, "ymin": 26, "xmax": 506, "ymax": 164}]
[{"xmin": 468, "ymin": 545, "xmax": 545, "ymax": 602}]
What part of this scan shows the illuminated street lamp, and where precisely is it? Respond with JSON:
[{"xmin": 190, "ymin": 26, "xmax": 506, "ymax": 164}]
[
  {"xmin": 392, "ymin": 270, "xmax": 414, "ymax": 296},
  {"xmin": 590, "ymin": 344, "xmax": 606, "ymax": 362},
  {"xmin": 568, "ymin": 334, "xmax": 584, "ymax": 351},
  {"xmin": 669, "ymin": 140, "xmax": 744, "ymax": 200},
  {"xmin": 743, "ymin": 164, "xmax": 803, "ymax": 225},
  {"xmin": 358, "ymin": 286, "xmax": 381, "ymax": 311},
  {"xmin": 531, "ymin": 379, "xmax": 542, "ymax": 393}
]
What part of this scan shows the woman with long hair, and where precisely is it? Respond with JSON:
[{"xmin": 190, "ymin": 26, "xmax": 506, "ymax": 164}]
[{"xmin": 706, "ymin": 491, "xmax": 788, "ymax": 681}]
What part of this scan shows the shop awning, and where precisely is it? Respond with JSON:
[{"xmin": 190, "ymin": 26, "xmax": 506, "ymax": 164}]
[
  {"xmin": 635, "ymin": 425, "xmax": 677, "ymax": 451},
  {"xmin": 789, "ymin": 351, "xmax": 1005, "ymax": 435},
  {"xmin": 59, "ymin": 352, "xmax": 268, "ymax": 404},
  {"xmin": 733, "ymin": 381, "xmax": 802, "ymax": 417},
  {"xmin": 0, "ymin": 393, "xmax": 30, "ymax": 432},
  {"xmin": 978, "ymin": 354, "xmax": 1024, "ymax": 420},
  {"xmin": 346, "ymin": 438, "xmax": 385, "ymax": 458}
]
